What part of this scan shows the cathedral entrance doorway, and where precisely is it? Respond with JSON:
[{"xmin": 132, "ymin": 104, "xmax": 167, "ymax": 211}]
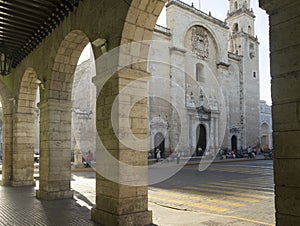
[
  {"xmin": 231, "ymin": 135, "xmax": 237, "ymax": 151},
  {"xmin": 196, "ymin": 124, "xmax": 207, "ymax": 156},
  {"xmin": 154, "ymin": 132, "xmax": 165, "ymax": 158}
]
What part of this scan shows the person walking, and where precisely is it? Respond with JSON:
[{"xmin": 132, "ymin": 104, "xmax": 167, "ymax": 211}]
[
  {"xmin": 87, "ymin": 150, "xmax": 92, "ymax": 167},
  {"xmin": 156, "ymin": 148, "xmax": 161, "ymax": 162},
  {"xmin": 247, "ymin": 146, "xmax": 253, "ymax": 159}
]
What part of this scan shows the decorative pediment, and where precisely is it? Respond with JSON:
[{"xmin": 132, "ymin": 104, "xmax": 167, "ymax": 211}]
[
  {"xmin": 150, "ymin": 116, "xmax": 169, "ymax": 129},
  {"xmin": 191, "ymin": 26, "xmax": 209, "ymax": 60}
]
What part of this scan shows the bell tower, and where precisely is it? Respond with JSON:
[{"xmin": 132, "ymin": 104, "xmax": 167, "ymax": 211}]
[
  {"xmin": 226, "ymin": 0, "xmax": 260, "ymax": 148},
  {"xmin": 226, "ymin": 0, "xmax": 256, "ymax": 55}
]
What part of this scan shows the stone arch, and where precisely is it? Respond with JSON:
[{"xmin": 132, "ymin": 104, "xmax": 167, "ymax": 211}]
[
  {"xmin": 37, "ymin": 30, "xmax": 91, "ymax": 200},
  {"xmin": 196, "ymin": 63, "xmax": 205, "ymax": 82},
  {"xmin": 184, "ymin": 24, "xmax": 221, "ymax": 63},
  {"xmin": 17, "ymin": 68, "xmax": 39, "ymax": 113},
  {"xmin": 261, "ymin": 122, "xmax": 270, "ymax": 150},
  {"xmin": 0, "ymin": 80, "xmax": 14, "ymax": 186},
  {"xmin": 154, "ymin": 132, "xmax": 165, "ymax": 158},
  {"xmin": 120, "ymin": 0, "xmax": 167, "ymax": 71},
  {"xmin": 231, "ymin": 135, "xmax": 237, "ymax": 151},
  {"xmin": 233, "ymin": 23, "xmax": 239, "ymax": 33},
  {"xmin": 196, "ymin": 124, "xmax": 207, "ymax": 156},
  {"xmin": 48, "ymin": 30, "xmax": 90, "ymax": 101},
  {"xmin": 11, "ymin": 67, "xmax": 40, "ymax": 186},
  {"xmin": 0, "ymin": 81, "xmax": 13, "ymax": 115}
]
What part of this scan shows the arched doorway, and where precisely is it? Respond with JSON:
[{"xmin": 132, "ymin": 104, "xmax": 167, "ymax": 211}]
[
  {"xmin": 231, "ymin": 135, "xmax": 237, "ymax": 151},
  {"xmin": 261, "ymin": 123, "xmax": 269, "ymax": 150},
  {"xmin": 196, "ymin": 124, "xmax": 207, "ymax": 156},
  {"xmin": 154, "ymin": 132, "xmax": 165, "ymax": 158}
]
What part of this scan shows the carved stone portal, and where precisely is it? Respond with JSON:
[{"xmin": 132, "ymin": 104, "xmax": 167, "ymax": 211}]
[{"xmin": 191, "ymin": 26, "xmax": 209, "ymax": 60}]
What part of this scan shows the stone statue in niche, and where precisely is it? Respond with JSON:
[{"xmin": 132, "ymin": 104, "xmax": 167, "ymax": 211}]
[{"xmin": 191, "ymin": 26, "xmax": 209, "ymax": 60}]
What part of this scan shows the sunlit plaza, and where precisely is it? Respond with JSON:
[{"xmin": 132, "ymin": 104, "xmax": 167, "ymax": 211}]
[{"xmin": 0, "ymin": 0, "xmax": 299, "ymax": 225}]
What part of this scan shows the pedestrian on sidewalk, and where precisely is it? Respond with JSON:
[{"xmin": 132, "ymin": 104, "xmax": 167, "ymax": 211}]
[
  {"xmin": 176, "ymin": 152, "xmax": 180, "ymax": 164},
  {"xmin": 247, "ymin": 146, "xmax": 253, "ymax": 158},
  {"xmin": 156, "ymin": 148, "xmax": 161, "ymax": 162},
  {"xmin": 86, "ymin": 150, "xmax": 92, "ymax": 167}
]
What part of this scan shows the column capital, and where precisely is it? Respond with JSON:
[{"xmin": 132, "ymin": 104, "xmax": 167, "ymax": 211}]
[{"xmin": 37, "ymin": 99, "xmax": 72, "ymax": 111}]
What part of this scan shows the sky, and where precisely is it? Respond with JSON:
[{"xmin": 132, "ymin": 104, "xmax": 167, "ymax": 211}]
[
  {"xmin": 157, "ymin": 0, "xmax": 271, "ymax": 105},
  {"xmin": 79, "ymin": 0, "xmax": 271, "ymax": 105}
]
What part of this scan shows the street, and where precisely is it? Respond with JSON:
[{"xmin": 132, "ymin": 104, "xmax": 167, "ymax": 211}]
[
  {"xmin": 148, "ymin": 160, "xmax": 274, "ymax": 226},
  {"xmin": 70, "ymin": 159, "xmax": 275, "ymax": 226}
]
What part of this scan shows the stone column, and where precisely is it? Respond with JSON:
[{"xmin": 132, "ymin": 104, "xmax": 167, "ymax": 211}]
[
  {"xmin": 36, "ymin": 100, "xmax": 73, "ymax": 200},
  {"xmin": 91, "ymin": 68, "xmax": 153, "ymax": 225},
  {"xmin": 259, "ymin": 0, "xmax": 300, "ymax": 225},
  {"xmin": 1, "ymin": 113, "xmax": 13, "ymax": 186},
  {"xmin": 11, "ymin": 112, "xmax": 35, "ymax": 186}
]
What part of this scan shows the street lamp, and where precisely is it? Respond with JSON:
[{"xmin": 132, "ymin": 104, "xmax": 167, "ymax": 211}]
[{"xmin": 0, "ymin": 43, "xmax": 13, "ymax": 76}]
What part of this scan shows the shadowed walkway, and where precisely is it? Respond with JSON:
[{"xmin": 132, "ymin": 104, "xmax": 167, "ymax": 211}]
[{"xmin": 0, "ymin": 186, "xmax": 97, "ymax": 226}]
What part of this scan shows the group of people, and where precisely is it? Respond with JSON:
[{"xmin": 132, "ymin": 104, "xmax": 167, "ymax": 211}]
[
  {"xmin": 154, "ymin": 146, "xmax": 259, "ymax": 161},
  {"xmin": 220, "ymin": 147, "xmax": 257, "ymax": 159}
]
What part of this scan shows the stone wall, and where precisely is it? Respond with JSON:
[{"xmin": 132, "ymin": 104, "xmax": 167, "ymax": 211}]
[
  {"xmin": 148, "ymin": 0, "xmax": 260, "ymax": 155},
  {"xmin": 259, "ymin": 0, "xmax": 300, "ymax": 224},
  {"xmin": 71, "ymin": 58, "xmax": 96, "ymax": 162}
]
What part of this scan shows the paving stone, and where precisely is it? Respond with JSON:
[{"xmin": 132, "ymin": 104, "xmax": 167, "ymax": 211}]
[{"xmin": 0, "ymin": 187, "xmax": 98, "ymax": 226}]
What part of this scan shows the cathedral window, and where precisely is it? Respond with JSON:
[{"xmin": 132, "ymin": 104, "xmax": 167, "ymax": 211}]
[
  {"xmin": 248, "ymin": 26, "xmax": 252, "ymax": 35},
  {"xmin": 233, "ymin": 23, "xmax": 239, "ymax": 33},
  {"xmin": 196, "ymin": 63, "xmax": 205, "ymax": 82},
  {"xmin": 234, "ymin": 1, "xmax": 238, "ymax": 10},
  {"xmin": 249, "ymin": 43, "xmax": 254, "ymax": 50},
  {"xmin": 253, "ymin": 71, "xmax": 257, "ymax": 78}
]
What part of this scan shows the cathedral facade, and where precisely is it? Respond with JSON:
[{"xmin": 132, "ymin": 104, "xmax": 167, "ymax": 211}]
[
  {"xmin": 2, "ymin": 0, "xmax": 261, "ymax": 162},
  {"xmin": 148, "ymin": 0, "xmax": 260, "ymax": 158}
]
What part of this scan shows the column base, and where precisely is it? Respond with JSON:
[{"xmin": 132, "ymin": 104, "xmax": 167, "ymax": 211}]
[
  {"xmin": 91, "ymin": 207, "xmax": 154, "ymax": 226},
  {"xmin": 36, "ymin": 190, "xmax": 73, "ymax": 200},
  {"xmin": 11, "ymin": 180, "xmax": 36, "ymax": 187},
  {"xmin": 0, "ymin": 180, "xmax": 11, "ymax": 186}
]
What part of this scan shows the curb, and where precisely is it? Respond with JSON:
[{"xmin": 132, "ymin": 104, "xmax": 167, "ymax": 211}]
[
  {"xmin": 148, "ymin": 157, "xmax": 267, "ymax": 168},
  {"xmin": 0, "ymin": 157, "xmax": 268, "ymax": 174},
  {"xmin": 186, "ymin": 157, "xmax": 266, "ymax": 166}
]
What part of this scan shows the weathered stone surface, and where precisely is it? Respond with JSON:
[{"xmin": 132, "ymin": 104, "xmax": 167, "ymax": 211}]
[
  {"xmin": 260, "ymin": 0, "xmax": 300, "ymax": 225},
  {"xmin": 91, "ymin": 207, "xmax": 152, "ymax": 226}
]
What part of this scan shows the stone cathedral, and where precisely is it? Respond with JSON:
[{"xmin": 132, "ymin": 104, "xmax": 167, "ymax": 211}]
[
  {"xmin": 148, "ymin": 0, "xmax": 260, "ymax": 158},
  {"xmin": 35, "ymin": 0, "xmax": 261, "ymax": 160}
]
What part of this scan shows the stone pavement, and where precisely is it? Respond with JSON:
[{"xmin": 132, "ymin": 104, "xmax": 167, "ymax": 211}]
[
  {"xmin": 0, "ymin": 186, "xmax": 97, "ymax": 226},
  {"xmin": 0, "ymin": 156, "xmax": 269, "ymax": 226}
]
